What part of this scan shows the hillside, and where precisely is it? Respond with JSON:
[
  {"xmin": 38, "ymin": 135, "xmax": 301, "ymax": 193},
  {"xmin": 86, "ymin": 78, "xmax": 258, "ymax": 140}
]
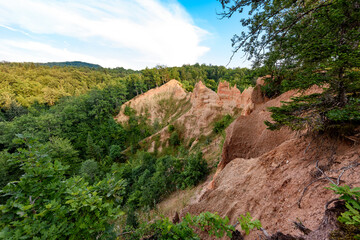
[
  {"xmin": 0, "ymin": 62, "xmax": 118, "ymax": 108},
  {"xmin": 1, "ymin": 63, "xmax": 358, "ymax": 240},
  {"xmin": 40, "ymin": 61, "xmax": 102, "ymax": 68},
  {"xmin": 179, "ymin": 87, "xmax": 360, "ymax": 239},
  {"xmin": 116, "ymin": 79, "xmax": 265, "ymax": 157},
  {"xmin": 115, "ymin": 78, "xmax": 360, "ymax": 239}
]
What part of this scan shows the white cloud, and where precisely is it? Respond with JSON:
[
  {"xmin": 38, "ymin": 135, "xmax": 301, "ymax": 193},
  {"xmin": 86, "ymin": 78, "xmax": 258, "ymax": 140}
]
[
  {"xmin": 0, "ymin": 0, "xmax": 210, "ymax": 69},
  {"xmin": 0, "ymin": 40, "xmax": 132, "ymax": 68}
]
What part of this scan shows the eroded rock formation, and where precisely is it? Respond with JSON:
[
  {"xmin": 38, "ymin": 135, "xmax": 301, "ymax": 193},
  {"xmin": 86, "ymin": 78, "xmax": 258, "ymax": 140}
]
[
  {"xmin": 116, "ymin": 79, "xmax": 266, "ymax": 152},
  {"xmin": 182, "ymin": 84, "xmax": 359, "ymax": 239},
  {"xmin": 115, "ymin": 79, "xmax": 190, "ymax": 125}
]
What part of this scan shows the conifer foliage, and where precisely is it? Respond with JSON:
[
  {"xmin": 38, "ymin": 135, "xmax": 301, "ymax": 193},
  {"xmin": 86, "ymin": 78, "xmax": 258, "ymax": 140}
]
[{"xmin": 219, "ymin": 0, "xmax": 360, "ymax": 132}]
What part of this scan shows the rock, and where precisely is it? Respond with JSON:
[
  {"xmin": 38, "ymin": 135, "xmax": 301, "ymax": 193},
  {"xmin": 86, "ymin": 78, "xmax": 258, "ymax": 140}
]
[
  {"xmin": 114, "ymin": 79, "xmax": 189, "ymax": 125},
  {"xmin": 172, "ymin": 211, "xmax": 180, "ymax": 224},
  {"xmin": 182, "ymin": 136, "xmax": 360, "ymax": 239},
  {"xmin": 117, "ymin": 78, "xmax": 269, "ymax": 154}
]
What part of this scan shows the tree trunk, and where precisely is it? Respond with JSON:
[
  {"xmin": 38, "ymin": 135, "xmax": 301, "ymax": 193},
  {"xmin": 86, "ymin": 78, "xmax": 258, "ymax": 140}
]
[{"xmin": 337, "ymin": 68, "xmax": 347, "ymax": 107}]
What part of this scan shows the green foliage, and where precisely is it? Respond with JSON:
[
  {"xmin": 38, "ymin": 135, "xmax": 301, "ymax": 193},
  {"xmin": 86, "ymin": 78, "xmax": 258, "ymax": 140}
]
[
  {"xmin": 116, "ymin": 152, "xmax": 207, "ymax": 209},
  {"xmin": 0, "ymin": 83, "xmax": 128, "ymax": 161},
  {"xmin": 220, "ymin": 0, "xmax": 360, "ymax": 132},
  {"xmin": 79, "ymin": 159, "xmax": 100, "ymax": 184},
  {"xmin": 169, "ymin": 131, "xmax": 181, "ymax": 146},
  {"xmin": 184, "ymin": 212, "xmax": 235, "ymax": 238},
  {"xmin": 125, "ymin": 208, "xmax": 138, "ymax": 229},
  {"xmin": 0, "ymin": 62, "xmax": 123, "ymax": 107},
  {"xmin": 41, "ymin": 61, "xmax": 102, "ymax": 69},
  {"xmin": 46, "ymin": 137, "xmax": 80, "ymax": 173},
  {"xmin": 180, "ymin": 152, "xmax": 208, "ymax": 189},
  {"xmin": 213, "ymin": 114, "xmax": 233, "ymax": 134},
  {"xmin": 237, "ymin": 212, "xmax": 262, "ymax": 235},
  {"xmin": 168, "ymin": 124, "xmax": 175, "ymax": 132},
  {"xmin": 124, "ymin": 212, "xmax": 234, "ymax": 240},
  {"xmin": 145, "ymin": 216, "xmax": 199, "ymax": 240},
  {"xmin": 109, "ymin": 145, "xmax": 123, "ymax": 161},
  {"xmin": 123, "ymin": 105, "xmax": 136, "ymax": 116},
  {"xmin": 0, "ymin": 137, "xmax": 125, "ymax": 239},
  {"xmin": 329, "ymin": 184, "xmax": 360, "ymax": 239},
  {"xmin": 0, "ymin": 150, "xmax": 23, "ymax": 203},
  {"xmin": 0, "ymin": 102, "xmax": 28, "ymax": 122}
]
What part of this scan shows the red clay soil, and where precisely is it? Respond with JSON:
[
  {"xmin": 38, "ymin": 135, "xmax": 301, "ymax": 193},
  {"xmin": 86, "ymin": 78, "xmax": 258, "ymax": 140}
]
[
  {"xmin": 216, "ymin": 86, "xmax": 323, "ymax": 174},
  {"xmin": 181, "ymin": 86, "xmax": 360, "ymax": 239},
  {"xmin": 182, "ymin": 136, "xmax": 360, "ymax": 239}
]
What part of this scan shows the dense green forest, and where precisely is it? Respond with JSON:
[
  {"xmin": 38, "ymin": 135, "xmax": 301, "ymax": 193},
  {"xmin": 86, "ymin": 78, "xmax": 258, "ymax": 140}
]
[
  {"xmin": 0, "ymin": 62, "xmax": 258, "ymax": 239},
  {"xmin": 40, "ymin": 61, "xmax": 103, "ymax": 69},
  {"xmin": 0, "ymin": 62, "xmax": 257, "ymax": 111}
]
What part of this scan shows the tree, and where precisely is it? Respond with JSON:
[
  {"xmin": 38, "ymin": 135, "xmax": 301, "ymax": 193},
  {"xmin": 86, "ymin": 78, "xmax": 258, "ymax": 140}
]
[
  {"xmin": 219, "ymin": 0, "xmax": 360, "ymax": 132},
  {"xmin": 0, "ymin": 137, "xmax": 125, "ymax": 239}
]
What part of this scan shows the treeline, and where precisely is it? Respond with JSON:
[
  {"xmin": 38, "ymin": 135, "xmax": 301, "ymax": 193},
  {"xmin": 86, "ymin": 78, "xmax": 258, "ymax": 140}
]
[
  {"xmin": 0, "ymin": 62, "xmax": 137, "ymax": 109},
  {"xmin": 126, "ymin": 64, "xmax": 258, "ymax": 98},
  {"xmin": 40, "ymin": 61, "xmax": 102, "ymax": 68},
  {"xmin": 0, "ymin": 62, "xmax": 259, "ymax": 110}
]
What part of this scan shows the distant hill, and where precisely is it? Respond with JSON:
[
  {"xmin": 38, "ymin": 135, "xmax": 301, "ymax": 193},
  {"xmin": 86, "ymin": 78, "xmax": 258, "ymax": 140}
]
[{"xmin": 41, "ymin": 61, "xmax": 102, "ymax": 68}]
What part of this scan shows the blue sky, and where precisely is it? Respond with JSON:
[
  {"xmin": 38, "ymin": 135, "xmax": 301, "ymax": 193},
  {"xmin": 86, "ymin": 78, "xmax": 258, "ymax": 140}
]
[{"xmin": 0, "ymin": 0, "xmax": 250, "ymax": 69}]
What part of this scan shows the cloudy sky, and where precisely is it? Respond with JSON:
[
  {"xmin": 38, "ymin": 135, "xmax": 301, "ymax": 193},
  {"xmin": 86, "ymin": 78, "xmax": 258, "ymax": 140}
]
[{"xmin": 0, "ymin": 0, "xmax": 249, "ymax": 69}]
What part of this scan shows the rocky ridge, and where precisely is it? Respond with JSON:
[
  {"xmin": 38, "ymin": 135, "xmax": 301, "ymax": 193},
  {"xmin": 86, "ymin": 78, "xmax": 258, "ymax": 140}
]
[
  {"xmin": 181, "ymin": 85, "xmax": 360, "ymax": 239},
  {"xmin": 116, "ymin": 79, "xmax": 265, "ymax": 153},
  {"xmin": 115, "ymin": 79, "xmax": 190, "ymax": 125},
  {"xmin": 115, "ymin": 78, "xmax": 359, "ymax": 239}
]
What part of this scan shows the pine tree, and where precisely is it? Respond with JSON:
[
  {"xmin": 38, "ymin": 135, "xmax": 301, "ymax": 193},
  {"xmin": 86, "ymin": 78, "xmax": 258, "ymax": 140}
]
[{"xmin": 219, "ymin": 0, "xmax": 360, "ymax": 132}]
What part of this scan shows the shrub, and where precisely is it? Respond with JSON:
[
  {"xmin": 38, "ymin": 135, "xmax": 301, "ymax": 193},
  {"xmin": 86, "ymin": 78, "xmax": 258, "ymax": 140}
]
[
  {"xmin": 167, "ymin": 124, "xmax": 175, "ymax": 132},
  {"xmin": 109, "ymin": 145, "xmax": 122, "ymax": 161},
  {"xmin": 238, "ymin": 212, "xmax": 262, "ymax": 235},
  {"xmin": 169, "ymin": 131, "xmax": 181, "ymax": 146},
  {"xmin": 213, "ymin": 114, "xmax": 233, "ymax": 134},
  {"xmin": 329, "ymin": 184, "xmax": 360, "ymax": 239},
  {"xmin": 0, "ymin": 138, "xmax": 125, "ymax": 239},
  {"xmin": 125, "ymin": 212, "xmax": 234, "ymax": 240},
  {"xmin": 79, "ymin": 159, "xmax": 100, "ymax": 184},
  {"xmin": 180, "ymin": 152, "xmax": 208, "ymax": 189},
  {"xmin": 123, "ymin": 152, "xmax": 208, "ymax": 209}
]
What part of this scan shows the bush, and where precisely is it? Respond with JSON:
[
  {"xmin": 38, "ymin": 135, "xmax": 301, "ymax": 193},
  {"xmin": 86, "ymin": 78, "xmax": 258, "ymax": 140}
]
[
  {"xmin": 213, "ymin": 114, "xmax": 233, "ymax": 134},
  {"xmin": 167, "ymin": 124, "xmax": 175, "ymax": 132},
  {"xmin": 238, "ymin": 212, "xmax": 262, "ymax": 235},
  {"xmin": 169, "ymin": 131, "xmax": 181, "ymax": 146},
  {"xmin": 124, "ymin": 212, "xmax": 234, "ymax": 240},
  {"xmin": 122, "ymin": 152, "xmax": 208, "ymax": 209},
  {"xmin": 109, "ymin": 145, "xmax": 123, "ymax": 161},
  {"xmin": 79, "ymin": 159, "xmax": 100, "ymax": 184},
  {"xmin": 0, "ymin": 138, "xmax": 125, "ymax": 239},
  {"xmin": 329, "ymin": 184, "xmax": 360, "ymax": 239},
  {"xmin": 180, "ymin": 152, "xmax": 208, "ymax": 189}
]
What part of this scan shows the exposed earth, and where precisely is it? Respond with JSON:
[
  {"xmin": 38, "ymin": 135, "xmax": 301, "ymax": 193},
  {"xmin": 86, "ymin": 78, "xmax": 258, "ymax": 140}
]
[{"xmin": 116, "ymin": 79, "xmax": 360, "ymax": 239}]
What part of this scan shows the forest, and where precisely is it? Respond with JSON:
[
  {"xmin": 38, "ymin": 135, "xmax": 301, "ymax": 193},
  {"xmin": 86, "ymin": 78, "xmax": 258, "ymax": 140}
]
[
  {"xmin": 1, "ymin": 0, "xmax": 360, "ymax": 238},
  {"xmin": 0, "ymin": 62, "xmax": 258, "ymax": 239}
]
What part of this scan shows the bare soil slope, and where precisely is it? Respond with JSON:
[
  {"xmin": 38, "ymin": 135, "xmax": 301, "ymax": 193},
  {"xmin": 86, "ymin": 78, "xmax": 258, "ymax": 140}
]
[
  {"xmin": 115, "ymin": 79, "xmax": 190, "ymax": 125},
  {"xmin": 118, "ymin": 80, "xmax": 265, "ymax": 154},
  {"xmin": 183, "ymin": 137, "xmax": 360, "ymax": 239},
  {"xmin": 181, "ymin": 87, "xmax": 360, "ymax": 239}
]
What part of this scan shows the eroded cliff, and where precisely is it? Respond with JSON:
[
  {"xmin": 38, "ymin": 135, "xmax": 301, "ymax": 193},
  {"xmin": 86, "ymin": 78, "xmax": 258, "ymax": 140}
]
[{"xmin": 181, "ymin": 85, "xmax": 360, "ymax": 239}]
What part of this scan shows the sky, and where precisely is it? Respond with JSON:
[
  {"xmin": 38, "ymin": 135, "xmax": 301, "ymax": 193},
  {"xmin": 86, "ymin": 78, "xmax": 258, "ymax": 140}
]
[{"xmin": 0, "ymin": 0, "xmax": 250, "ymax": 70}]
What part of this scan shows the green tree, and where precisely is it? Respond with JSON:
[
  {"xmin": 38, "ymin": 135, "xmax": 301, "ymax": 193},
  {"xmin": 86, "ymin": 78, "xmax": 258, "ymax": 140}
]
[
  {"xmin": 0, "ymin": 137, "xmax": 125, "ymax": 239},
  {"xmin": 219, "ymin": 0, "xmax": 360, "ymax": 132}
]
